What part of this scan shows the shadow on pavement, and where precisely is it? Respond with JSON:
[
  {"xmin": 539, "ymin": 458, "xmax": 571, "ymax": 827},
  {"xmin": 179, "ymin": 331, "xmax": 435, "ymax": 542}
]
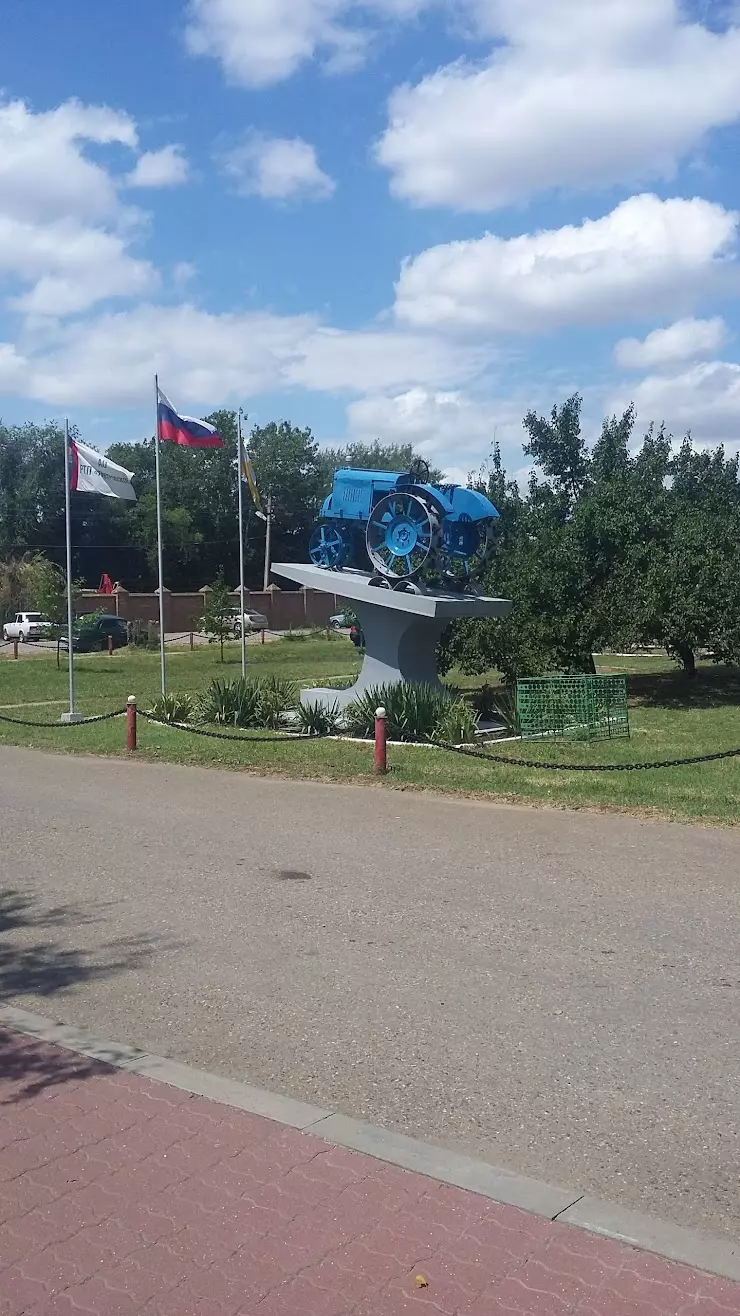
[
  {"xmin": 0, "ymin": 1026, "xmax": 113, "ymax": 1102},
  {"xmin": 0, "ymin": 887, "xmax": 165, "ymax": 1100}
]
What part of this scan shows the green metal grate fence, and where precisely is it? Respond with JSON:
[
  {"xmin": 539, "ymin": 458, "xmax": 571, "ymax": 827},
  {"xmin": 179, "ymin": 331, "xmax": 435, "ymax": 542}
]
[{"xmin": 516, "ymin": 675, "xmax": 630, "ymax": 742}]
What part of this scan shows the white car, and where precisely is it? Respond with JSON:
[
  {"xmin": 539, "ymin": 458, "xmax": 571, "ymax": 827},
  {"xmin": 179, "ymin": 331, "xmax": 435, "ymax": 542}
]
[
  {"xmin": 2, "ymin": 611, "xmax": 52, "ymax": 642},
  {"xmin": 232, "ymin": 610, "xmax": 269, "ymax": 637}
]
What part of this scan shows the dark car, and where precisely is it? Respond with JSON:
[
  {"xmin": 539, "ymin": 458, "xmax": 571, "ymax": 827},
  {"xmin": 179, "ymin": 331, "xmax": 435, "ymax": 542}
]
[
  {"xmin": 349, "ymin": 623, "xmax": 365, "ymax": 649},
  {"xmin": 59, "ymin": 614, "xmax": 129, "ymax": 653}
]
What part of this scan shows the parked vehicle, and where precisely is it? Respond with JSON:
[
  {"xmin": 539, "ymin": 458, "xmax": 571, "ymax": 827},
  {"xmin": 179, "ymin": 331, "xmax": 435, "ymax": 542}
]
[
  {"xmin": 59, "ymin": 615, "xmax": 128, "ymax": 653},
  {"xmin": 329, "ymin": 613, "xmax": 345, "ymax": 629},
  {"xmin": 2, "ymin": 612, "xmax": 52, "ymax": 642},
  {"xmin": 232, "ymin": 609, "xmax": 268, "ymax": 637}
]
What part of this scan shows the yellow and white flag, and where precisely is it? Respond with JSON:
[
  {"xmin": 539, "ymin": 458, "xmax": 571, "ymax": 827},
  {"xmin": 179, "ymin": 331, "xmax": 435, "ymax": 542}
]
[{"xmin": 241, "ymin": 448, "xmax": 262, "ymax": 513}]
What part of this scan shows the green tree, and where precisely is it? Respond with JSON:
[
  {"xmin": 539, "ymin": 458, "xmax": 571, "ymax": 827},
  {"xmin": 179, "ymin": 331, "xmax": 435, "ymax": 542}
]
[
  {"xmin": 0, "ymin": 556, "xmax": 30, "ymax": 623},
  {"xmin": 317, "ymin": 440, "xmax": 444, "ymax": 488},
  {"xmin": 638, "ymin": 439, "xmax": 740, "ymax": 674},
  {"xmin": 522, "ymin": 394, "xmax": 590, "ymax": 505},
  {"xmin": 199, "ymin": 569, "xmax": 234, "ymax": 662},
  {"xmin": 247, "ymin": 420, "xmax": 325, "ymax": 568},
  {"xmin": 21, "ymin": 554, "xmax": 79, "ymax": 626}
]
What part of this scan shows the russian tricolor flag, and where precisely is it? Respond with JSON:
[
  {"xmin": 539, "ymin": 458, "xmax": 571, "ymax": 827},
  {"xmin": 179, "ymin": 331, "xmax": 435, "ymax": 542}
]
[{"xmin": 157, "ymin": 386, "xmax": 223, "ymax": 448}]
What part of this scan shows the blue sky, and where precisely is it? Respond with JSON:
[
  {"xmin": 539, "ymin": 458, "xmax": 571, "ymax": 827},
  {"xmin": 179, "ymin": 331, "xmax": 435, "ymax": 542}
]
[{"xmin": 1, "ymin": 0, "xmax": 740, "ymax": 480}]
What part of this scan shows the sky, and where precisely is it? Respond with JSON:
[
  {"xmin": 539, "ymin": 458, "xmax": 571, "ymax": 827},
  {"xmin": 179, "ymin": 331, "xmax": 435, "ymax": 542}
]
[{"xmin": 1, "ymin": 0, "xmax": 740, "ymax": 483}]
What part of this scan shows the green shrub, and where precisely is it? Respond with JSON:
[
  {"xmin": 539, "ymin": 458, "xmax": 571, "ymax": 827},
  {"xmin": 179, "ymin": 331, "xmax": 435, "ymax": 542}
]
[
  {"xmin": 149, "ymin": 693, "xmax": 194, "ymax": 724},
  {"xmin": 256, "ymin": 675, "xmax": 298, "ymax": 729},
  {"xmin": 196, "ymin": 677, "xmax": 261, "ymax": 727},
  {"xmin": 433, "ymin": 699, "xmax": 478, "ymax": 744},
  {"xmin": 345, "ymin": 682, "xmax": 450, "ymax": 742},
  {"xmin": 472, "ymin": 682, "xmax": 519, "ymax": 734},
  {"xmin": 295, "ymin": 700, "xmax": 341, "ymax": 736},
  {"xmin": 196, "ymin": 675, "xmax": 297, "ymax": 729}
]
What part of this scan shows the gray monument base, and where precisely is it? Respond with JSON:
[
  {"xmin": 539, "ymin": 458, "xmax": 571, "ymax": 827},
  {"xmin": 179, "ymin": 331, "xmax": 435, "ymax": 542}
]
[{"xmin": 273, "ymin": 563, "xmax": 512, "ymax": 712}]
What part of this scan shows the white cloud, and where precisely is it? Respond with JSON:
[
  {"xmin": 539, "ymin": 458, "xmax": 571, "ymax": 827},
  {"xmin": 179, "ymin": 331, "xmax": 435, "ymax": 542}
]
[
  {"xmin": 185, "ymin": 0, "xmax": 362, "ymax": 87},
  {"xmin": 0, "ymin": 98, "xmax": 136, "ymax": 223},
  {"xmin": 395, "ymin": 195, "xmax": 739, "ymax": 333},
  {"xmin": 346, "ymin": 386, "xmax": 527, "ymax": 479},
  {"xmin": 0, "ymin": 217, "xmax": 155, "ymax": 317},
  {"xmin": 612, "ymin": 359, "xmax": 740, "ymax": 446},
  {"xmin": 614, "ymin": 317, "xmax": 727, "ymax": 370},
  {"xmin": 289, "ymin": 327, "xmax": 485, "ymax": 391},
  {"xmin": 172, "ymin": 261, "xmax": 197, "ymax": 290},
  {"xmin": 220, "ymin": 133, "xmax": 335, "ymax": 202},
  {"xmin": 184, "ymin": 0, "xmax": 434, "ymax": 87},
  {"xmin": 0, "ymin": 98, "xmax": 158, "ymax": 316},
  {"xmin": 1, "ymin": 302, "xmax": 486, "ymax": 406},
  {"xmin": 126, "ymin": 145, "xmax": 189, "ymax": 188},
  {"xmin": 0, "ymin": 342, "xmax": 28, "ymax": 394},
  {"xmin": 377, "ymin": 0, "xmax": 740, "ymax": 209}
]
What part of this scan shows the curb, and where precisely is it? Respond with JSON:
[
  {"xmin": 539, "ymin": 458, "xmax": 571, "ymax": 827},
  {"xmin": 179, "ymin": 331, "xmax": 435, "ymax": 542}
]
[{"xmin": 2, "ymin": 1004, "xmax": 739, "ymax": 1284}]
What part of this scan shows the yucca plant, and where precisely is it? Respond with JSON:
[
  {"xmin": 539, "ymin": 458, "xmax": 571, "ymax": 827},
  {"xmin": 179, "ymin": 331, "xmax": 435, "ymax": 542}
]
[
  {"xmin": 196, "ymin": 677, "xmax": 261, "ymax": 727},
  {"xmin": 473, "ymin": 682, "xmax": 520, "ymax": 735},
  {"xmin": 256, "ymin": 676, "xmax": 298, "ymax": 729},
  {"xmin": 433, "ymin": 698, "xmax": 479, "ymax": 744},
  {"xmin": 149, "ymin": 692, "xmax": 194, "ymax": 724},
  {"xmin": 196, "ymin": 675, "xmax": 298, "ymax": 730},
  {"xmin": 345, "ymin": 682, "xmax": 450, "ymax": 742},
  {"xmin": 295, "ymin": 699, "xmax": 341, "ymax": 736}
]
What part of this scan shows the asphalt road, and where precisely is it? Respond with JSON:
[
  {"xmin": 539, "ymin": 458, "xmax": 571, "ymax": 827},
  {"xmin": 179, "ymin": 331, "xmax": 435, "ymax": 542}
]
[{"xmin": 1, "ymin": 747, "xmax": 738, "ymax": 1242}]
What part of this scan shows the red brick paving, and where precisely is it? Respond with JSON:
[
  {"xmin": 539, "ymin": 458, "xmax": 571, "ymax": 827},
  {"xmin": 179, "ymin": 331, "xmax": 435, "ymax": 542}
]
[{"xmin": 1, "ymin": 1029, "xmax": 739, "ymax": 1315}]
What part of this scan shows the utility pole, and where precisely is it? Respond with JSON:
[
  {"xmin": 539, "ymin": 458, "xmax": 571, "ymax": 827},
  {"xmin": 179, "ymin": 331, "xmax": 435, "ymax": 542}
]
[{"xmin": 262, "ymin": 492, "xmax": 273, "ymax": 591}]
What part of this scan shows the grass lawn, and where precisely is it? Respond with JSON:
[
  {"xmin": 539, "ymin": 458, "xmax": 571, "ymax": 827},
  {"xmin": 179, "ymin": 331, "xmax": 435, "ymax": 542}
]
[
  {"xmin": 1, "ymin": 639, "xmax": 739, "ymax": 826},
  {"xmin": 0, "ymin": 635, "xmax": 360, "ymax": 707}
]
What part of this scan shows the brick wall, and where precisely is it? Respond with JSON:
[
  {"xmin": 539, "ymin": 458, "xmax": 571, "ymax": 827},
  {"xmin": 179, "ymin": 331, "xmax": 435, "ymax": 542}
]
[{"xmin": 76, "ymin": 587, "xmax": 344, "ymax": 632}]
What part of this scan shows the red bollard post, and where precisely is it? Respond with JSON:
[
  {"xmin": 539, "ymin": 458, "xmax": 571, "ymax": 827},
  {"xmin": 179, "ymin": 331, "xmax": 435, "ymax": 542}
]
[
  {"xmin": 126, "ymin": 695, "xmax": 137, "ymax": 751},
  {"xmin": 107, "ymin": 634, "xmax": 113, "ymax": 656},
  {"xmin": 13, "ymin": 638, "xmax": 18, "ymax": 659},
  {"xmin": 374, "ymin": 705, "xmax": 387, "ymax": 775}
]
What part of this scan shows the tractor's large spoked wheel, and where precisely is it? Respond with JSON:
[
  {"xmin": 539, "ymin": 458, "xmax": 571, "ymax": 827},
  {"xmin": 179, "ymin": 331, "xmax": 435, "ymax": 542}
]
[
  {"xmin": 438, "ymin": 515, "xmax": 495, "ymax": 587},
  {"xmin": 366, "ymin": 492, "xmax": 439, "ymax": 580},
  {"xmin": 309, "ymin": 523, "xmax": 347, "ymax": 569}
]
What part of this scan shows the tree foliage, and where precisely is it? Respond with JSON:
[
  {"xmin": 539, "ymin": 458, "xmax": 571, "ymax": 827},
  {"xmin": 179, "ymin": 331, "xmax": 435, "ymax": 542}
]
[
  {"xmin": 4, "ymin": 401, "xmax": 740, "ymax": 681},
  {"xmin": 199, "ymin": 568, "xmax": 234, "ymax": 662},
  {"xmin": 1, "ymin": 415, "xmax": 435, "ymax": 592},
  {"xmin": 442, "ymin": 397, "xmax": 740, "ymax": 681}
]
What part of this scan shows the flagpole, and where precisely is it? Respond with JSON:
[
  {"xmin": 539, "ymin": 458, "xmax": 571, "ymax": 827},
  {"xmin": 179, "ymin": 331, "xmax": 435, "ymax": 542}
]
[
  {"xmin": 237, "ymin": 409, "xmax": 247, "ymax": 679},
  {"xmin": 154, "ymin": 374, "xmax": 167, "ymax": 697},
  {"xmin": 62, "ymin": 419, "xmax": 77, "ymax": 720}
]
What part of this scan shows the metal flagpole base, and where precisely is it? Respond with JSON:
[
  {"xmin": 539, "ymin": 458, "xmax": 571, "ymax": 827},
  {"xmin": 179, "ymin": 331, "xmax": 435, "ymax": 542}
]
[{"xmin": 60, "ymin": 712, "xmax": 85, "ymax": 723}]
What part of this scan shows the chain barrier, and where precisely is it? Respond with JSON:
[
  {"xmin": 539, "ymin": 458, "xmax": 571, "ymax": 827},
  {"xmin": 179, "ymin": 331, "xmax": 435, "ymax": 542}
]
[
  {"xmin": 0, "ymin": 708, "xmax": 126, "ymax": 729},
  {"xmin": 138, "ymin": 710, "xmax": 317, "ymax": 743},
  {"xmin": 163, "ymin": 633, "xmax": 192, "ymax": 644},
  {"xmin": 431, "ymin": 738, "xmax": 740, "ymax": 773},
  {"xmin": 1, "ymin": 697, "xmax": 737, "ymax": 770}
]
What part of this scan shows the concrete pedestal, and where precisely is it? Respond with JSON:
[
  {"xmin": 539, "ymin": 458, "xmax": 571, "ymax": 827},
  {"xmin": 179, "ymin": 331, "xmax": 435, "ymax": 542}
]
[{"xmin": 273, "ymin": 563, "xmax": 512, "ymax": 711}]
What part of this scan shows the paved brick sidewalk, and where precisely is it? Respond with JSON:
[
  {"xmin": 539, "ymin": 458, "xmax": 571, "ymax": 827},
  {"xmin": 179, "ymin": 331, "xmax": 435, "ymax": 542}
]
[{"xmin": 1, "ymin": 1030, "xmax": 739, "ymax": 1316}]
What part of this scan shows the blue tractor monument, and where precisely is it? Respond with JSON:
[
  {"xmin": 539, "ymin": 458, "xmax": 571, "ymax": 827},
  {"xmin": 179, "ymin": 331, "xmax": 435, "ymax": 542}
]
[
  {"xmin": 308, "ymin": 461, "xmax": 499, "ymax": 592},
  {"xmin": 274, "ymin": 462, "xmax": 512, "ymax": 713}
]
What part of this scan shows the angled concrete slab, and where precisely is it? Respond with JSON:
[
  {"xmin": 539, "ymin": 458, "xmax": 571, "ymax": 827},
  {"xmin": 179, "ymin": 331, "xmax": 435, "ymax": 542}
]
[{"xmin": 273, "ymin": 562, "xmax": 512, "ymax": 708}]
